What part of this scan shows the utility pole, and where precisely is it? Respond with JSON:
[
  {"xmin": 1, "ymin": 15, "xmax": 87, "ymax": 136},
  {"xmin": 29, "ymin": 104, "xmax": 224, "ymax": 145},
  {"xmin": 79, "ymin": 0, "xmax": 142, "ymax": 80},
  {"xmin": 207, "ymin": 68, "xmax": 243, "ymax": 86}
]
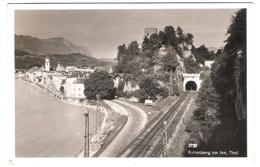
[
  {"xmin": 169, "ymin": 68, "xmax": 173, "ymax": 96},
  {"xmin": 168, "ymin": 45, "xmax": 174, "ymax": 96},
  {"xmin": 96, "ymin": 94, "xmax": 101, "ymax": 142},
  {"xmin": 83, "ymin": 110, "xmax": 90, "ymax": 158},
  {"xmin": 205, "ymin": 88, "xmax": 209, "ymax": 128},
  {"xmin": 162, "ymin": 121, "xmax": 168, "ymax": 157}
]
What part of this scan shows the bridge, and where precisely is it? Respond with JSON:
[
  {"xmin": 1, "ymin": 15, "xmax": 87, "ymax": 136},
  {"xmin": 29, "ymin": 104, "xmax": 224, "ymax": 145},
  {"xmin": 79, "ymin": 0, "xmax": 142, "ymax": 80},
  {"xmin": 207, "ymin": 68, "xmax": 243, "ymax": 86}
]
[{"xmin": 182, "ymin": 73, "xmax": 201, "ymax": 91}]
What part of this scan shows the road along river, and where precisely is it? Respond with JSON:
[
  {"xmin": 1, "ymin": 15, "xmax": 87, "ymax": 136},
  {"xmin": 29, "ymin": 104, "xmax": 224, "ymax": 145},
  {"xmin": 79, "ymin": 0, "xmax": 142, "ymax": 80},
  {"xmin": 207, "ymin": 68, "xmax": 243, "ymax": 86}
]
[
  {"xmin": 98, "ymin": 100, "xmax": 148, "ymax": 157},
  {"xmin": 15, "ymin": 79, "xmax": 98, "ymax": 157}
]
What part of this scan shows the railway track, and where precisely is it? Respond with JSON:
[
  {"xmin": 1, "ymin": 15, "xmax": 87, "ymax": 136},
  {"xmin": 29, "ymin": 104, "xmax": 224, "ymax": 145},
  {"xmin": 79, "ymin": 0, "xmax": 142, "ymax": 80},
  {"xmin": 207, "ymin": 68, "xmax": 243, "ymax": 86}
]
[{"xmin": 116, "ymin": 92, "xmax": 195, "ymax": 157}]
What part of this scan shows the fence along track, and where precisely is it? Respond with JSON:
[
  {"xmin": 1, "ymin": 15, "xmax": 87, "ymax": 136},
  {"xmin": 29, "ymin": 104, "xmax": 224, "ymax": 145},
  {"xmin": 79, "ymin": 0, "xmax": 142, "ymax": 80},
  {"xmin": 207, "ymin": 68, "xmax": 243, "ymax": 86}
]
[{"xmin": 116, "ymin": 92, "xmax": 193, "ymax": 157}]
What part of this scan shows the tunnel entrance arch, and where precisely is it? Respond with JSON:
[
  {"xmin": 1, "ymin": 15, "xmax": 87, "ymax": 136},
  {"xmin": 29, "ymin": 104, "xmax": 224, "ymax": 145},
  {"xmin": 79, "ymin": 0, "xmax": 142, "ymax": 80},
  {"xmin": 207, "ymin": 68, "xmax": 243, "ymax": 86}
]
[
  {"xmin": 183, "ymin": 73, "xmax": 201, "ymax": 91},
  {"xmin": 185, "ymin": 81, "xmax": 197, "ymax": 91}
]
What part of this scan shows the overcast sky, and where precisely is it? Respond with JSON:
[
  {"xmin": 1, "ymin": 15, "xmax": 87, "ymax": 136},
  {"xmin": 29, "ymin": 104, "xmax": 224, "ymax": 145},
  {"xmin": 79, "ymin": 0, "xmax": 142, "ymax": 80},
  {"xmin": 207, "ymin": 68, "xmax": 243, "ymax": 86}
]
[{"xmin": 15, "ymin": 9, "xmax": 238, "ymax": 59}]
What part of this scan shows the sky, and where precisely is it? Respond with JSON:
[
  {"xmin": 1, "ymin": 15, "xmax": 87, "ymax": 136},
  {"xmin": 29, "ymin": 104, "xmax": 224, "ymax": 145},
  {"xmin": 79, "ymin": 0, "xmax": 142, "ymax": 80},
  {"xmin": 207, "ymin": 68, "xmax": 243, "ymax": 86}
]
[{"xmin": 15, "ymin": 9, "xmax": 238, "ymax": 59}]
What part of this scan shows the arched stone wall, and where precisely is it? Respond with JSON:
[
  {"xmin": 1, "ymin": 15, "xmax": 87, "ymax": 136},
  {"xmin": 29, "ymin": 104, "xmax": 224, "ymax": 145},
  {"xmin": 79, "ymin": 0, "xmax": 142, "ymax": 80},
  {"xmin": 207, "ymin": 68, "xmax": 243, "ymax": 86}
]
[{"xmin": 183, "ymin": 73, "xmax": 202, "ymax": 91}]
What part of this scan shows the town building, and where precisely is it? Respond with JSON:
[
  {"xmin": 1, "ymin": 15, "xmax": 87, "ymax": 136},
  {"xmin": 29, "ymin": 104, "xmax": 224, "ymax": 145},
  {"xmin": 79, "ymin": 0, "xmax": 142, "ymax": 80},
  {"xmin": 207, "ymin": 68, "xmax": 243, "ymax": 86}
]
[
  {"xmin": 112, "ymin": 73, "xmax": 123, "ymax": 88},
  {"xmin": 123, "ymin": 81, "xmax": 140, "ymax": 93},
  {"xmin": 56, "ymin": 61, "xmax": 65, "ymax": 72},
  {"xmin": 204, "ymin": 60, "xmax": 215, "ymax": 69},
  {"xmin": 51, "ymin": 73, "xmax": 66, "ymax": 93},
  {"xmin": 26, "ymin": 66, "xmax": 44, "ymax": 83},
  {"xmin": 24, "ymin": 57, "xmax": 96, "ymax": 99},
  {"xmin": 45, "ymin": 57, "xmax": 50, "ymax": 72},
  {"xmin": 66, "ymin": 66, "xmax": 77, "ymax": 72},
  {"xmin": 63, "ymin": 77, "xmax": 86, "ymax": 99}
]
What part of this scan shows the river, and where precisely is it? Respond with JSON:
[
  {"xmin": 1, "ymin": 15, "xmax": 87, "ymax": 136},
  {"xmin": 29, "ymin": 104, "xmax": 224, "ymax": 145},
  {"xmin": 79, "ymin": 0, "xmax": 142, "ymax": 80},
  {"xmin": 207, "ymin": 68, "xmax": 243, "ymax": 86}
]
[{"xmin": 15, "ymin": 79, "xmax": 97, "ymax": 157}]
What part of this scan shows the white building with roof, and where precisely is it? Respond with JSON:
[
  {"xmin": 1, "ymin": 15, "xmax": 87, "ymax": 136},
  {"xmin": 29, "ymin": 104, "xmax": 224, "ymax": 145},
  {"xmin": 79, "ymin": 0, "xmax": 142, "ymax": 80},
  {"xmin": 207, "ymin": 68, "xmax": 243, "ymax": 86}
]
[
  {"xmin": 123, "ymin": 81, "xmax": 140, "ymax": 93},
  {"xmin": 64, "ymin": 77, "xmax": 86, "ymax": 99},
  {"xmin": 26, "ymin": 66, "xmax": 44, "ymax": 83},
  {"xmin": 204, "ymin": 60, "xmax": 215, "ymax": 69},
  {"xmin": 51, "ymin": 73, "xmax": 66, "ymax": 92},
  {"xmin": 112, "ymin": 73, "xmax": 123, "ymax": 88},
  {"xmin": 45, "ymin": 57, "xmax": 50, "ymax": 72},
  {"xmin": 56, "ymin": 62, "xmax": 65, "ymax": 72}
]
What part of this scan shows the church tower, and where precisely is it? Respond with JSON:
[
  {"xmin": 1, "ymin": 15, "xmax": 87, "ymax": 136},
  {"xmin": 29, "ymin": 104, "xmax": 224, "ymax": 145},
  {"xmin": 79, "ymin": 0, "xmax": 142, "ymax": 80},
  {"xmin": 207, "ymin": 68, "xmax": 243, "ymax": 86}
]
[{"xmin": 45, "ymin": 57, "xmax": 50, "ymax": 72}]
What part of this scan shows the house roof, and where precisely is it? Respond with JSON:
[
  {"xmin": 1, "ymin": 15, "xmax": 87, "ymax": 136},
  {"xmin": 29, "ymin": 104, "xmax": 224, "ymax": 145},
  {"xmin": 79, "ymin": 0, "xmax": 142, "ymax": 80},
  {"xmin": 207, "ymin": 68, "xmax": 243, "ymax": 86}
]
[
  {"xmin": 67, "ymin": 71, "xmax": 85, "ymax": 78},
  {"xmin": 111, "ymin": 73, "xmax": 123, "ymax": 79},
  {"xmin": 28, "ymin": 66, "xmax": 43, "ymax": 73}
]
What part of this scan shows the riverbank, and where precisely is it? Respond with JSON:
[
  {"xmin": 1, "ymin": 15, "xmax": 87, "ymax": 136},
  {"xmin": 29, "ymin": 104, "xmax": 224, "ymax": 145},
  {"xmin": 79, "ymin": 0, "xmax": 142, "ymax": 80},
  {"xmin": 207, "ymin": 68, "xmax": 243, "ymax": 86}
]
[
  {"xmin": 15, "ymin": 79, "xmax": 98, "ymax": 157},
  {"xmin": 16, "ymin": 77, "xmax": 126, "ymax": 157},
  {"xmin": 19, "ymin": 77, "xmax": 97, "ymax": 109},
  {"xmin": 77, "ymin": 101, "xmax": 128, "ymax": 157}
]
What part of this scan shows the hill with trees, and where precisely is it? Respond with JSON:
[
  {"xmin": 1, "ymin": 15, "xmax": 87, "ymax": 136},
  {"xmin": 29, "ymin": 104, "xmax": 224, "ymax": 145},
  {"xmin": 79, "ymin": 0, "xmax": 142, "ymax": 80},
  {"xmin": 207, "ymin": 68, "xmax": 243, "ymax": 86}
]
[
  {"xmin": 15, "ymin": 49, "xmax": 112, "ymax": 69},
  {"xmin": 114, "ymin": 25, "xmax": 217, "ymax": 101},
  {"xmin": 184, "ymin": 9, "xmax": 247, "ymax": 157}
]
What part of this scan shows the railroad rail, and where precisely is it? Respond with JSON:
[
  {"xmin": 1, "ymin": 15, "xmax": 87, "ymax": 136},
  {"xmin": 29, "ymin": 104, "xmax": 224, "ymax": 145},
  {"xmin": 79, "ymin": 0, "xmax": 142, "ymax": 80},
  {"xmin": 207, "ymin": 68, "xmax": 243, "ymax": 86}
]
[{"xmin": 116, "ymin": 92, "xmax": 195, "ymax": 157}]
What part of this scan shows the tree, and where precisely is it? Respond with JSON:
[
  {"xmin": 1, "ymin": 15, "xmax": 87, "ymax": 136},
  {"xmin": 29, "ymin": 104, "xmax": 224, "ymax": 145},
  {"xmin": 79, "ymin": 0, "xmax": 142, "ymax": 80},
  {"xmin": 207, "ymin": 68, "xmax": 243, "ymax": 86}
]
[
  {"xmin": 211, "ymin": 9, "xmax": 246, "ymax": 120},
  {"xmin": 225, "ymin": 9, "xmax": 246, "ymax": 51},
  {"xmin": 162, "ymin": 49, "xmax": 179, "ymax": 72},
  {"xmin": 149, "ymin": 33, "xmax": 162, "ymax": 51},
  {"xmin": 176, "ymin": 26, "xmax": 185, "ymax": 45},
  {"xmin": 192, "ymin": 45, "xmax": 215, "ymax": 65},
  {"xmin": 176, "ymin": 26, "xmax": 194, "ymax": 53},
  {"xmin": 142, "ymin": 36, "xmax": 151, "ymax": 51},
  {"xmin": 138, "ymin": 76, "xmax": 161, "ymax": 101},
  {"xmin": 224, "ymin": 9, "xmax": 246, "ymax": 120},
  {"xmin": 126, "ymin": 41, "xmax": 140, "ymax": 59},
  {"xmin": 185, "ymin": 33, "xmax": 194, "ymax": 45},
  {"xmin": 116, "ymin": 41, "xmax": 142, "ymax": 76},
  {"xmin": 159, "ymin": 26, "xmax": 178, "ymax": 49},
  {"xmin": 141, "ymin": 33, "xmax": 162, "ymax": 69},
  {"xmin": 183, "ymin": 56, "xmax": 201, "ymax": 73},
  {"xmin": 116, "ymin": 44, "xmax": 127, "ymax": 73},
  {"xmin": 185, "ymin": 9, "xmax": 247, "ymax": 157},
  {"xmin": 162, "ymin": 49, "xmax": 179, "ymax": 95},
  {"xmin": 196, "ymin": 76, "xmax": 219, "ymax": 127},
  {"xmin": 134, "ymin": 89, "xmax": 147, "ymax": 103},
  {"xmin": 209, "ymin": 9, "xmax": 246, "ymax": 156},
  {"xmin": 84, "ymin": 71, "xmax": 115, "ymax": 100}
]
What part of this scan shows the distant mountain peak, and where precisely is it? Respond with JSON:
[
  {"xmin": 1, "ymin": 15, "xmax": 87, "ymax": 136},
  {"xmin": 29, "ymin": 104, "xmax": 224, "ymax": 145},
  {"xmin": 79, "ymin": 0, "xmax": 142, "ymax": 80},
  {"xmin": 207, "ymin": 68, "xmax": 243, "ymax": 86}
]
[
  {"xmin": 15, "ymin": 34, "xmax": 91, "ymax": 56},
  {"xmin": 48, "ymin": 36, "xmax": 65, "ymax": 40}
]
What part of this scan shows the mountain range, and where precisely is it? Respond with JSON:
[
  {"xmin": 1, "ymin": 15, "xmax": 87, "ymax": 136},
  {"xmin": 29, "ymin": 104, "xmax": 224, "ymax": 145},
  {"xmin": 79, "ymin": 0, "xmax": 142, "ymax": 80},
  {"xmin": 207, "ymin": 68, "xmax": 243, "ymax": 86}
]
[
  {"xmin": 15, "ymin": 34, "xmax": 114, "ymax": 69},
  {"xmin": 15, "ymin": 34, "xmax": 92, "ymax": 56}
]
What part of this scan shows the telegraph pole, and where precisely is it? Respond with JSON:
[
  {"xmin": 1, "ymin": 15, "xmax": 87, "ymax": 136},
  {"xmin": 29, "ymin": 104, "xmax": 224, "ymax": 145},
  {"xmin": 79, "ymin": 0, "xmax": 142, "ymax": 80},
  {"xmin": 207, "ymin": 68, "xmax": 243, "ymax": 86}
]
[
  {"xmin": 169, "ymin": 68, "xmax": 173, "ymax": 96},
  {"xmin": 168, "ymin": 44, "xmax": 173, "ymax": 96},
  {"xmin": 205, "ymin": 88, "xmax": 209, "ymax": 128},
  {"xmin": 163, "ymin": 121, "xmax": 168, "ymax": 157},
  {"xmin": 83, "ymin": 110, "xmax": 90, "ymax": 158},
  {"xmin": 96, "ymin": 94, "xmax": 101, "ymax": 141}
]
